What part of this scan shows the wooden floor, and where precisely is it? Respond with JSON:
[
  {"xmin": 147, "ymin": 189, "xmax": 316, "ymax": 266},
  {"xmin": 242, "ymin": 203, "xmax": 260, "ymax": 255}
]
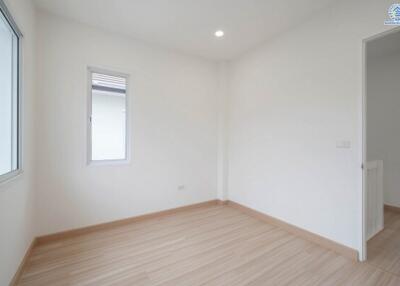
[
  {"xmin": 17, "ymin": 205, "xmax": 400, "ymax": 286},
  {"xmin": 367, "ymin": 209, "xmax": 400, "ymax": 281}
]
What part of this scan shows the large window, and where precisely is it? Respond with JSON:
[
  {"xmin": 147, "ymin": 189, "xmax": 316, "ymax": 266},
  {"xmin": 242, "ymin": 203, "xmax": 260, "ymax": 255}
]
[
  {"xmin": 88, "ymin": 68, "xmax": 129, "ymax": 164},
  {"xmin": 0, "ymin": 0, "xmax": 22, "ymax": 182}
]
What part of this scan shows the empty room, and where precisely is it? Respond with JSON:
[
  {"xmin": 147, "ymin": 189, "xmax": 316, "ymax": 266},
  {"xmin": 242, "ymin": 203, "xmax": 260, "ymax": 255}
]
[{"xmin": 1, "ymin": 0, "xmax": 400, "ymax": 285}]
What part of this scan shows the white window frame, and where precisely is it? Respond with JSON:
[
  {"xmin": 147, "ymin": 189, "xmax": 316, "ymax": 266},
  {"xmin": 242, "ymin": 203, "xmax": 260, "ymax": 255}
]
[
  {"xmin": 87, "ymin": 66, "xmax": 130, "ymax": 166},
  {"xmin": 0, "ymin": 0, "xmax": 23, "ymax": 184}
]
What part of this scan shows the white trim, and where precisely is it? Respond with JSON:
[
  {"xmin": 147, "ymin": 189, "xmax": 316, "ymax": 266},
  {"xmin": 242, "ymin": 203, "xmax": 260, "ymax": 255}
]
[
  {"xmin": 0, "ymin": 0, "xmax": 23, "ymax": 37},
  {"xmin": 88, "ymin": 160, "xmax": 131, "ymax": 167},
  {"xmin": 87, "ymin": 66, "xmax": 131, "ymax": 166},
  {"xmin": 361, "ymin": 37, "xmax": 367, "ymax": 262},
  {"xmin": 18, "ymin": 27, "xmax": 23, "ymax": 172},
  {"xmin": 0, "ymin": 169, "xmax": 23, "ymax": 187},
  {"xmin": 361, "ymin": 26, "xmax": 400, "ymax": 262}
]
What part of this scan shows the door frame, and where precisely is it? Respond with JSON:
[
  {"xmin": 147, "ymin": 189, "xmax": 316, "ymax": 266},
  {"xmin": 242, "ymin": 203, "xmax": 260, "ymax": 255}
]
[{"xmin": 361, "ymin": 26, "xmax": 400, "ymax": 261}]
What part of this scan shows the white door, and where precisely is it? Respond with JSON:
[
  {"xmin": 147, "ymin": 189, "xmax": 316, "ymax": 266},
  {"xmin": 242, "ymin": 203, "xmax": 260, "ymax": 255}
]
[{"xmin": 366, "ymin": 160, "xmax": 384, "ymax": 240}]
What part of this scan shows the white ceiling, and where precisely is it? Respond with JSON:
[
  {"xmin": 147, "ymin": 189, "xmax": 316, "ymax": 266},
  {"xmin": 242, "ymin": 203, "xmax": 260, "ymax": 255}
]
[{"xmin": 34, "ymin": 0, "xmax": 337, "ymax": 60}]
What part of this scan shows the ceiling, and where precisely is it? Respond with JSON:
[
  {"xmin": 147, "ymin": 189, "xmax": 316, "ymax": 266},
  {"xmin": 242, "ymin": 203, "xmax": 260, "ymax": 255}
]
[{"xmin": 34, "ymin": 0, "xmax": 336, "ymax": 60}]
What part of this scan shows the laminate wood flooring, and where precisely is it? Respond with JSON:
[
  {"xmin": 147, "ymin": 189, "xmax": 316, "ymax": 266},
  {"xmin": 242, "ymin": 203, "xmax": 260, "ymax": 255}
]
[{"xmin": 16, "ymin": 205, "xmax": 400, "ymax": 285}]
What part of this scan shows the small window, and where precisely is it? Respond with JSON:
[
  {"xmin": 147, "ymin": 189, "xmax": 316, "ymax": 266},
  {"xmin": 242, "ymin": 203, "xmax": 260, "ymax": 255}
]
[
  {"xmin": 0, "ymin": 1, "xmax": 22, "ymax": 182},
  {"xmin": 88, "ymin": 68, "xmax": 129, "ymax": 164}
]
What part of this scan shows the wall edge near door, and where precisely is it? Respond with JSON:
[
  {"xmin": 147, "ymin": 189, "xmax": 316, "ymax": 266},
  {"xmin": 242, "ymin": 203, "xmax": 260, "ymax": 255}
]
[{"xmin": 225, "ymin": 200, "xmax": 359, "ymax": 261}]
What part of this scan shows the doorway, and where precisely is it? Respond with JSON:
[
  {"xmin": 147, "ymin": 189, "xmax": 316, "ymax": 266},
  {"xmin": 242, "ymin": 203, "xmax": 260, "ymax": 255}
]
[{"xmin": 362, "ymin": 27, "xmax": 400, "ymax": 264}]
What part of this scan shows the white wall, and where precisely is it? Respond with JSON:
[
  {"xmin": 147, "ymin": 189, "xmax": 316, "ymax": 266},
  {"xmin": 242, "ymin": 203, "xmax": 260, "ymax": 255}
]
[
  {"xmin": 227, "ymin": 0, "xmax": 393, "ymax": 255},
  {"xmin": 0, "ymin": 0, "xmax": 36, "ymax": 284},
  {"xmin": 35, "ymin": 12, "xmax": 219, "ymax": 235},
  {"xmin": 367, "ymin": 49, "xmax": 400, "ymax": 207}
]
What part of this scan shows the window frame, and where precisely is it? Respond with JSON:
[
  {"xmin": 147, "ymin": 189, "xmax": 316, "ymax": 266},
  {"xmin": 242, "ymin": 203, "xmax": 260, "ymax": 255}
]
[
  {"xmin": 0, "ymin": 0, "xmax": 23, "ymax": 184},
  {"xmin": 87, "ymin": 66, "xmax": 130, "ymax": 166}
]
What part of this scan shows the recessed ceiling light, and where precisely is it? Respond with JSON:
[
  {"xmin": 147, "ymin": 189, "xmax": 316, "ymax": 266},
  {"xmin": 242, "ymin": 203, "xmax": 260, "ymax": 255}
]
[{"xmin": 215, "ymin": 30, "xmax": 224, "ymax": 38}]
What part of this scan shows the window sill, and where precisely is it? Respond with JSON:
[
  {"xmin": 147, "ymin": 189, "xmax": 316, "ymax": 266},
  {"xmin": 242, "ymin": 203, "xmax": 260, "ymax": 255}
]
[
  {"xmin": 0, "ymin": 169, "xmax": 24, "ymax": 188},
  {"xmin": 87, "ymin": 159, "xmax": 131, "ymax": 167}
]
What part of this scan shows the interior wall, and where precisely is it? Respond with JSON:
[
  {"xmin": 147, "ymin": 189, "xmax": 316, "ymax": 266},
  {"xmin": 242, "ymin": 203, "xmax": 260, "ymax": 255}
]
[
  {"xmin": 35, "ymin": 12, "xmax": 219, "ymax": 236},
  {"xmin": 367, "ymin": 47, "xmax": 400, "ymax": 208},
  {"xmin": 0, "ymin": 0, "xmax": 36, "ymax": 284},
  {"xmin": 227, "ymin": 0, "xmax": 393, "ymax": 254}
]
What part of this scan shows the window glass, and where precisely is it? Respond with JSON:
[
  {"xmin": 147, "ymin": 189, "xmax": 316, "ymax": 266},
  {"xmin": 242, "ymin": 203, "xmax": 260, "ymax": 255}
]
[
  {"xmin": 0, "ymin": 10, "xmax": 19, "ymax": 177},
  {"xmin": 90, "ymin": 71, "xmax": 128, "ymax": 162}
]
